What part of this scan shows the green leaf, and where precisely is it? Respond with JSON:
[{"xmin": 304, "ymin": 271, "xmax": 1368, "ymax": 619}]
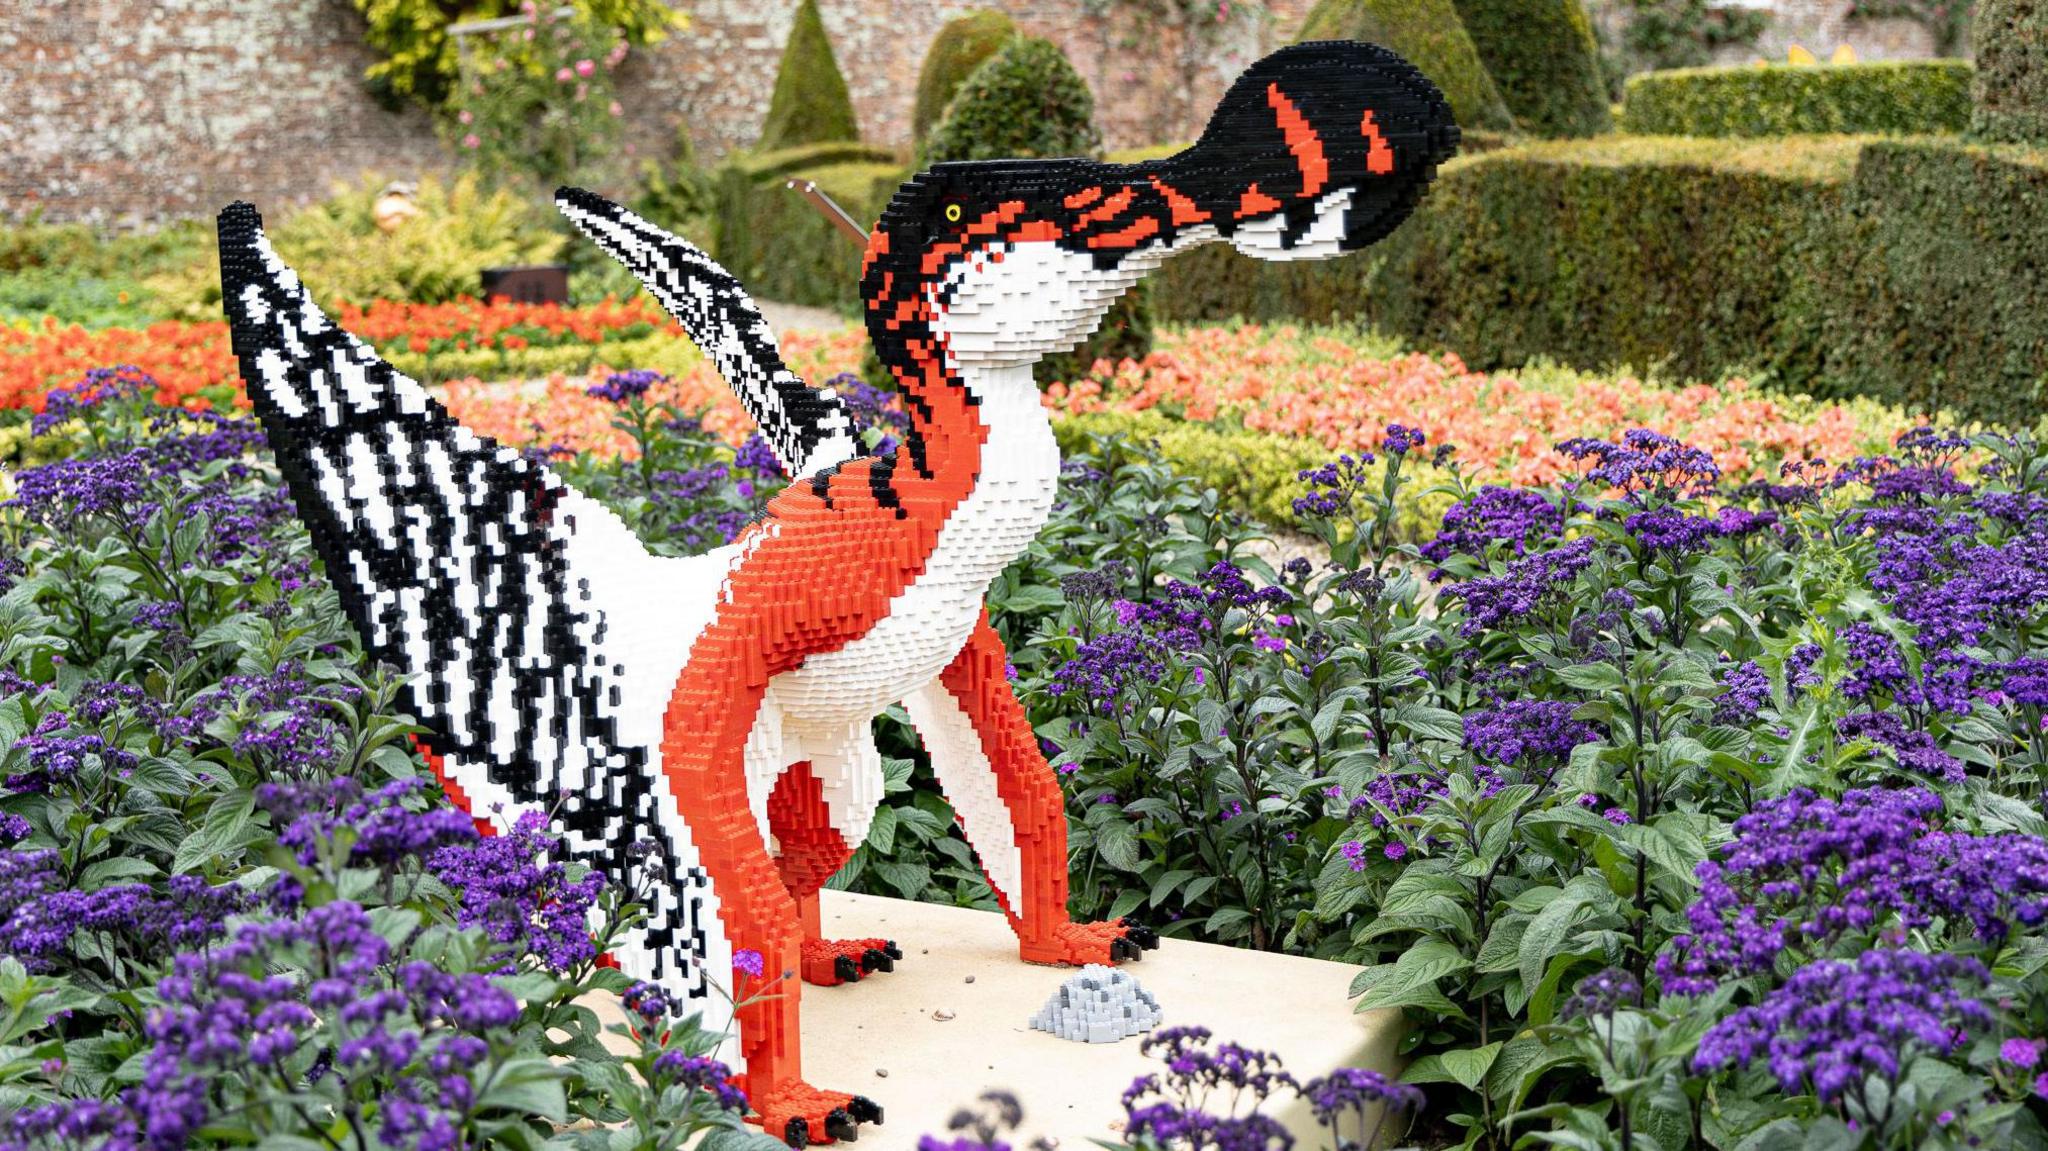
[
  {"xmin": 478, "ymin": 1056, "xmax": 567, "ymax": 1121},
  {"xmin": 1094, "ymin": 820, "xmax": 1141, "ymax": 872},
  {"xmin": 864, "ymin": 804, "xmax": 898, "ymax": 856},
  {"xmin": 1438, "ymin": 1042, "xmax": 1503, "ymax": 1091},
  {"xmin": 1557, "ymin": 662, "xmax": 1627, "ymax": 693},
  {"xmin": 1393, "ymin": 703, "xmax": 1464, "ymax": 744},
  {"xmin": 1519, "ymin": 881, "xmax": 1596, "ymax": 989}
]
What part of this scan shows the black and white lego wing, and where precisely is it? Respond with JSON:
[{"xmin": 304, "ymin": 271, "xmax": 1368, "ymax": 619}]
[
  {"xmin": 555, "ymin": 186, "xmax": 857, "ymax": 481},
  {"xmin": 217, "ymin": 202, "xmax": 728, "ymax": 993}
]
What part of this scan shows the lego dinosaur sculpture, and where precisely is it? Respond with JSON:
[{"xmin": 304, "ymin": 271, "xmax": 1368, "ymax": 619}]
[{"xmin": 216, "ymin": 40, "xmax": 1456, "ymax": 1146}]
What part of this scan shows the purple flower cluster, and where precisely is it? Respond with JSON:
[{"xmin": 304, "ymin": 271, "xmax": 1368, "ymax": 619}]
[
  {"xmin": 31, "ymin": 366, "xmax": 151, "ymax": 436},
  {"xmin": 1713, "ymin": 660, "xmax": 1772, "ymax": 725},
  {"xmin": 653, "ymin": 1051, "xmax": 748, "ymax": 1112},
  {"xmin": 1693, "ymin": 948, "xmax": 1990, "ymax": 1103},
  {"xmin": 1443, "ymin": 538, "xmax": 1595, "ymax": 636},
  {"xmin": 6, "ymin": 712, "xmax": 137, "ymax": 793},
  {"xmin": 1622, "ymin": 505, "xmax": 1720, "ymax": 555},
  {"xmin": 1562, "ymin": 967, "xmax": 1642, "ymax": 1021},
  {"xmin": 1123, "ymin": 1026, "xmax": 1297, "ymax": 1151},
  {"xmin": 1834, "ymin": 710, "xmax": 1965, "ymax": 783},
  {"xmin": 1301, "ymin": 1067, "xmax": 1422, "ymax": 1151},
  {"xmin": 1419, "ymin": 486, "xmax": 1565, "ymax": 576},
  {"xmin": 1293, "ymin": 452, "xmax": 1377, "ymax": 519},
  {"xmin": 429, "ymin": 809, "xmax": 605, "ymax": 972},
  {"xmin": 586, "ymin": 368, "xmax": 666, "ymax": 404},
  {"xmin": 1463, "ymin": 699, "xmax": 1600, "ymax": 767},
  {"xmin": 1557, "ymin": 429, "xmax": 1720, "ymax": 501},
  {"xmin": 1661, "ymin": 786, "xmax": 2048, "ymax": 993}
]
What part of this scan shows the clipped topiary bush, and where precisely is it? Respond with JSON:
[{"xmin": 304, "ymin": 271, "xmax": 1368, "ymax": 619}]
[
  {"xmin": 913, "ymin": 9, "xmax": 1017, "ymax": 145},
  {"xmin": 1974, "ymin": 0, "xmax": 2048, "ymax": 142},
  {"xmin": 922, "ymin": 35, "xmax": 1103, "ymax": 163},
  {"xmin": 1294, "ymin": 0, "xmax": 1514, "ymax": 132},
  {"xmin": 758, "ymin": 0, "xmax": 860, "ymax": 150},
  {"xmin": 1452, "ymin": 0, "xmax": 1611, "ymax": 137},
  {"xmin": 1621, "ymin": 60, "xmax": 1976, "ymax": 137}
]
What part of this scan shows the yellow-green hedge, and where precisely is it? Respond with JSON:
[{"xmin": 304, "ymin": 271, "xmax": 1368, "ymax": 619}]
[{"xmin": 1620, "ymin": 60, "xmax": 1975, "ymax": 138}]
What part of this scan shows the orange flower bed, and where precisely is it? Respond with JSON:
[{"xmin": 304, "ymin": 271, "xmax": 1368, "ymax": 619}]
[
  {"xmin": 441, "ymin": 327, "xmax": 870, "ymax": 458},
  {"xmin": 1046, "ymin": 326, "xmax": 1912, "ymax": 483},
  {"xmin": 0, "ymin": 319, "xmax": 238, "ymax": 411},
  {"xmin": 0, "ymin": 298, "xmax": 671, "ymax": 414}
]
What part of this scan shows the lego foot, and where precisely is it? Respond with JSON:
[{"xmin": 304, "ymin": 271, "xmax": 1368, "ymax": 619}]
[
  {"xmin": 800, "ymin": 937, "xmax": 902, "ymax": 987},
  {"xmin": 750, "ymin": 1082, "xmax": 884, "ymax": 1147},
  {"xmin": 1018, "ymin": 918, "xmax": 1160, "ymax": 966}
]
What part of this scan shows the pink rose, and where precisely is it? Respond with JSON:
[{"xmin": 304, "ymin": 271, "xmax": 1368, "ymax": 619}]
[
  {"xmin": 608, "ymin": 101, "xmax": 623, "ymax": 117},
  {"xmin": 457, "ymin": 109, "xmax": 473, "ymax": 125},
  {"xmin": 462, "ymin": 134, "xmax": 480, "ymax": 149},
  {"xmin": 575, "ymin": 58, "xmax": 595, "ymax": 77},
  {"xmin": 555, "ymin": 67, "xmax": 573, "ymax": 83}
]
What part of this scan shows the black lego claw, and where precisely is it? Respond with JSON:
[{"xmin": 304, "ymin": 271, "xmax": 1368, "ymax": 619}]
[
  {"xmin": 784, "ymin": 1118, "xmax": 810, "ymax": 1149},
  {"xmin": 882, "ymin": 940, "xmax": 903, "ymax": 961},
  {"xmin": 847, "ymin": 1096, "xmax": 885, "ymax": 1124},
  {"xmin": 833, "ymin": 955, "xmax": 860, "ymax": 983},
  {"xmin": 1119, "ymin": 919, "xmax": 1161, "ymax": 950},
  {"xmin": 825, "ymin": 1109, "xmax": 860, "ymax": 1143},
  {"xmin": 1111, "ymin": 936, "xmax": 1143, "ymax": 962},
  {"xmin": 861, "ymin": 947, "xmax": 894, "ymax": 974}
]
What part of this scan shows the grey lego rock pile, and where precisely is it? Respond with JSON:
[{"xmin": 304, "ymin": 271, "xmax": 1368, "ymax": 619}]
[{"xmin": 1028, "ymin": 964, "xmax": 1162, "ymax": 1043}]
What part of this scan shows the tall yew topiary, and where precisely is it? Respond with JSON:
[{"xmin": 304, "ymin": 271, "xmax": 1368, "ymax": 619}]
[
  {"xmin": 1295, "ymin": 0, "xmax": 1514, "ymax": 132},
  {"xmin": 1974, "ymin": 0, "xmax": 2048, "ymax": 142},
  {"xmin": 758, "ymin": 0, "xmax": 860, "ymax": 151},
  {"xmin": 1452, "ymin": 0, "xmax": 1611, "ymax": 137},
  {"xmin": 913, "ymin": 10, "xmax": 1018, "ymax": 146},
  {"xmin": 922, "ymin": 36, "xmax": 1103, "ymax": 164}
]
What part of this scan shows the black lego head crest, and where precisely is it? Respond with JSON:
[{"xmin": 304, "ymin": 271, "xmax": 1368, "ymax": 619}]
[{"xmin": 856, "ymin": 40, "xmax": 1459, "ymax": 372}]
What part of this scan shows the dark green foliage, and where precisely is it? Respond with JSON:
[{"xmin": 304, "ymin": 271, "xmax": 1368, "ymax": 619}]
[
  {"xmin": 1612, "ymin": 0, "xmax": 1770, "ymax": 74},
  {"xmin": 1295, "ymin": 0, "xmax": 1514, "ymax": 132},
  {"xmin": 922, "ymin": 36, "xmax": 1103, "ymax": 164},
  {"xmin": 1804, "ymin": 141, "xmax": 2048, "ymax": 422},
  {"xmin": 1150, "ymin": 134, "xmax": 2048, "ymax": 425},
  {"xmin": 711, "ymin": 152, "xmax": 903, "ymax": 314},
  {"xmin": 1453, "ymin": 0, "xmax": 1612, "ymax": 137},
  {"xmin": 1622, "ymin": 60, "xmax": 1976, "ymax": 137},
  {"xmin": 757, "ymin": 0, "xmax": 861, "ymax": 150},
  {"xmin": 913, "ymin": 9, "xmax": 1018, "ymax": 145},
  {"xmin": 1974, "ymin": 0, "xmax": 2048, "ymax": 142}
]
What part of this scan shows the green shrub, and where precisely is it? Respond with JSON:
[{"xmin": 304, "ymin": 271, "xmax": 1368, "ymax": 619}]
[
  {"xmin": 1974, "ymin": 0, "xmax": 2048, "ymax": 142},
  {"xmin": 1622, "ymin": 60, "xmax": 1976, "ymax": 137},
  {"xmin": 757, "ymin": 0, "xmax": 860, "ymax": 150},
  {"xmin": 913, "ymin": 10, "xmax": 1017, "ymax": 145},
  {"xmin": 349, "ymin": 0, "xmax": 677, "ymax": 107},
  {"xmin": 1452, "ymin": 0, "xmax": 1611, "ymax": 137},
  {"xmin": 711, "ymin": 154, "xmax": 903, "ymax": 313},
  {"xmin": 1803, "ymin": 140, "xmax": 2048, "ymax": 422},
  {"xmin": 1295, "ymin": 0, "xmax": 1514, "ymax": 132},
  {"xmin": 923, "ymin": 36, "xmax": 1102, "ymax": 163},
  {"xmin": 140, "ymin": 172, "xmax": 564, "ymax": 319}
]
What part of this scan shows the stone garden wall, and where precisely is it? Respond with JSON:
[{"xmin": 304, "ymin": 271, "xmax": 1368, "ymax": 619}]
[{"xmin": 1, "ymin": 0, "xmax": 1312, "ymax": 226}]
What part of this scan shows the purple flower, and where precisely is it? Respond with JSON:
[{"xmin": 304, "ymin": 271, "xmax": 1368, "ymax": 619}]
[
  {"xmin": 1623, "ymin": 505, "xmax": 1718, "ymax": 555},
  {"xmin": 1292, "ymin": 453, "xmax": 1376, "ymax": 519},
  {"xmin": 1419, "ymin": 486, "xmax": 1565, "ymax": 575},
  {"xmin": 1562, "ymin": 967, "xmax": 1642, "ymax": 1020},
  {"xmin": 1379, "ymin": 423, "xmax": 1425, "ymax": 457},
  {"xmin": 2002, "ymin": 1038, "xmax": 2044, "ymax": 1070},
  {"xmin": 1124, "ymin": 1027, "xmax": 1297, "ymax": 1151},
  {"xmin": 31, "ymin": 366, "xmax": 152, "ymax": 436},
  {"xmin": 1693, "ymin": 948, "xmax": 1990, "ymax": 1104},
  {"xmin": 586, "ymin": 368, "xmax": 665, "ymax": 404},
  {"xmin": 1714, "ymin": 660, "xmax": 1772, "ymax": 725},
  {"xmin": 1464, "ymin": 699, "xmax": 1600, "ymax": 767},
  {"xmin": 429, "ymin": 810, "xmax": 604, "ymax": 972},
  {"xmin": 654, "ymin": 1051, "xmax": 748, "ymax": 1111},
  {"xmin": 1443, "ymin": 538, "xmax": 1596, "ymax": 636},
  {"xmin": 1835, "ymin": 711, "xmax": 1965, "ymax": 783},
  {"xmin": 1556, "ymin": 429, "xmax": 1720, "ymax": 501},
  {"xmin": 733, "ymin": 947, "xmax": 766, "ymax": 979},
  {"xmin": 1301, "ymin": 1066, "xmax": 1422, "ymax": 1151}
]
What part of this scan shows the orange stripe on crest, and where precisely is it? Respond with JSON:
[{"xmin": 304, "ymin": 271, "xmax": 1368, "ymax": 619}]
[
  {"xmin": 1076, "ymin": 186, "xmax": 1135, "ymax": 228},
  {"xmin": 1064, "ymin": 186, "xmax": 1105, "ymax": 210},
  {"xmin": 1085, "ymin": 216, "xmax": 1160, "ymax": 250},
  {"xmin": 1235, "ymin": 183, "xmax": 1282, "ymax": 219},
  {"xmin": 1267, "ymin": 83, "xmax": 1327, "ymax": 198},
  {"xmin": 1149, "ymin": 177, "xmax": 1211, "ymax": 225},
  {"xmin": 1362, "ymin": 109, "xmax": 1396, "ymax": 175}
]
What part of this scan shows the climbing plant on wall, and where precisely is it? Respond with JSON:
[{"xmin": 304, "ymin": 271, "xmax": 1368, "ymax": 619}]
[{"xmin": 352, "ymin": 0, "xmax": 679, "ymax": 107}]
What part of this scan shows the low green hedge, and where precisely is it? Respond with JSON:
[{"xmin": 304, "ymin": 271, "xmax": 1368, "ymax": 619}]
[
  {"xmin": 1146, "ymin": 133, "xmax": 2048, "ymax": 426},
  {"xmin": 1620, "ymin": 60, "xmax": 1975, "ymax": 138}
]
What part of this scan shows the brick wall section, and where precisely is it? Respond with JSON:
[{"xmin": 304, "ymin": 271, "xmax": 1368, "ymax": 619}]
[
  {"xmin": 1584, "ymin": 0, "xmax": 1939, "ymax": 66},
  {"xmin": 0, "ymin": 0, "xmax": 448, "ymax": 226}
]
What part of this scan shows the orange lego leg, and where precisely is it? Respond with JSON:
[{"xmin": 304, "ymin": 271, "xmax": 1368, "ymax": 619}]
[
  {"xmin": 768, "ymin": 762, "xmax": 902, "ymax": 987},
  {"xmin": 909, "ymin": 611, "xmax": 1159, "ymax": 967}
]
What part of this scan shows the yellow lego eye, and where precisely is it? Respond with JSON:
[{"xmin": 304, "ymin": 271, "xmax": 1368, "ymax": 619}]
[{"xmin": 944, "ymin": 203, "xmax": 963, "ymax": 223}]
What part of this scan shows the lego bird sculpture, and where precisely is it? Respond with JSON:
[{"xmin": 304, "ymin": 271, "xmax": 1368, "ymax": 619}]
[{"xmin": 217, "ymin": 40, "xmax": 1457, "ymax": 1145}]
